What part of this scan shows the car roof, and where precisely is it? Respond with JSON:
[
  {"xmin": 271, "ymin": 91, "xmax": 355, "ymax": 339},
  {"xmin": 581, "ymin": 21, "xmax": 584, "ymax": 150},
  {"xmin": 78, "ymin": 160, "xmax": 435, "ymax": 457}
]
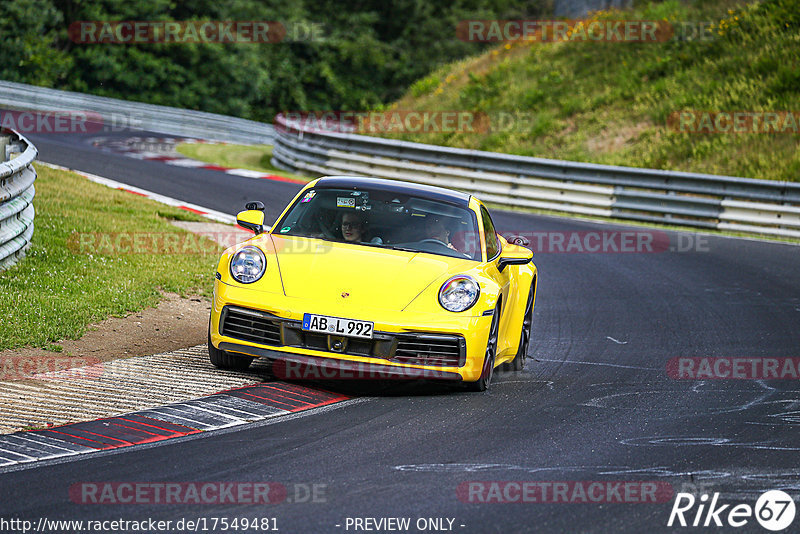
[{"xmin": 314, "ymin": 176, "xmax": 472, "ymax": 207}]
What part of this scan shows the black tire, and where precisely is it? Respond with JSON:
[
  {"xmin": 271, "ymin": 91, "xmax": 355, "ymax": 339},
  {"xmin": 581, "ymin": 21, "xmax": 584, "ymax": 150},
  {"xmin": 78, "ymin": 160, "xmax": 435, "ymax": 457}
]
[
  {"xmin": 508, "ymin": 280, "xmax": 535, "ymax": 372},
  {"xmin": 207, "ymin": 328, "xmax": 254, "ymax": 371},
  {"xmin": 467, "ymin": 304, "xmax": 500, "ymax": 392}
]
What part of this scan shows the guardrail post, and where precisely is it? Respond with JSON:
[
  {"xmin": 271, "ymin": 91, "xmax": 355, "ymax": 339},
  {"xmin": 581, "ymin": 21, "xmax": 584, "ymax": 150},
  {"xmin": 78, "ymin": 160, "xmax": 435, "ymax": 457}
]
[{"xmin": 0, "ymin": 135, "xmax": 9, "ymax": 162}]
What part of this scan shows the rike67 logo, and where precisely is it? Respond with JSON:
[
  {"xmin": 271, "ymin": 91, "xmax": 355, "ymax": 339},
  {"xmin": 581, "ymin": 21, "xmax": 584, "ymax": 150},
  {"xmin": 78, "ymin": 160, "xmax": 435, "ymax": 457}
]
[{"xmin": 668, "ymin": 490, "xmax": 796, "ymax": 531}]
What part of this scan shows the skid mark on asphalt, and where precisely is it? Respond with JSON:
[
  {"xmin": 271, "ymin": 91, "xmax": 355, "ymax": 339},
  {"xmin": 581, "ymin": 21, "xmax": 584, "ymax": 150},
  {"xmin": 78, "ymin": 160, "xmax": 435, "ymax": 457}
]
[
  {"xmin": 0, "ymin": 382, "xmax": 348, "ymax": 468},
  {"xmin": 535, "ymin": 358, "xmax": 659, "ymax": 371},
  {"xmin": 620, "ymin": 436, "xmax": 800, "ymax": 451},
  {"xmin": 393, "ymin": 463, "xmax": 729, "ymax": 479},
  {"xmin": 393, "ymin": 463, "xmax": 800, "ymax": 500},
  {"xmin": 492, "ymin": 379, "xmax": 555, "ymax": 389}
]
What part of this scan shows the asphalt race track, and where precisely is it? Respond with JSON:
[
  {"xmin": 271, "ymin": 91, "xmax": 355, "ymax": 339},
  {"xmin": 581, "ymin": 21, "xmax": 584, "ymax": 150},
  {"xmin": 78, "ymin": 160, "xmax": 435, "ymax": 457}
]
[{"xmin": 3, "ymin": 128, "xmax": 799, "ymax": 533}]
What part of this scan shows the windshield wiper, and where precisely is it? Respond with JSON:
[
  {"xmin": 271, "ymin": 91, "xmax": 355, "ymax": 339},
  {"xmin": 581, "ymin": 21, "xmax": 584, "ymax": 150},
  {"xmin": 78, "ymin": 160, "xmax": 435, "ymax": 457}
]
[{"xmin": 369, "ymin": 243, "xmax": 419, "ymax": 253}]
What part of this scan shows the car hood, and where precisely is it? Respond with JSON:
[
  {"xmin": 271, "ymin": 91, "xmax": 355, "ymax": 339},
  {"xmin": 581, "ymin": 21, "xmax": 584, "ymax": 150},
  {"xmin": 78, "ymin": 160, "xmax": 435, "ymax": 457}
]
[{"xmin": 270, "ymin": 235, "xmax": 474, "ymax": 312}]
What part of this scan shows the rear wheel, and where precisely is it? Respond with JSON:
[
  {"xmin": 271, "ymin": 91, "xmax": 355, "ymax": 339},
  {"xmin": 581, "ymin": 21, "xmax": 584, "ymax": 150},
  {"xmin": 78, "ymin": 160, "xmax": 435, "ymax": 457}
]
[
  {"xmin": 467, "ymin": 304, "xmax": 500, "ymax": 392},
  {"xmin": 208, "ymin": 324, "xmax": 254, "ymax": 371}
]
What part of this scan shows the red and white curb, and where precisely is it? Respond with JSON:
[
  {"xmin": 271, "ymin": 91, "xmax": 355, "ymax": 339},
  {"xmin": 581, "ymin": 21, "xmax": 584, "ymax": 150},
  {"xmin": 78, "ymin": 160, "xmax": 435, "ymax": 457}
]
[
  {"xmin": 92, "ymin": 136, "xmax": 306, "ymax": 184},
  {"xmin": 0, "ymin": 345, "xmax": 350, "ymax": 468},
  {"xmin": 0, "ymin": 382, "xmax": 349, "ymax": 468},
  {"xmin": 39, "ymin": 161, "xmax": 236, "ymax": 224}
]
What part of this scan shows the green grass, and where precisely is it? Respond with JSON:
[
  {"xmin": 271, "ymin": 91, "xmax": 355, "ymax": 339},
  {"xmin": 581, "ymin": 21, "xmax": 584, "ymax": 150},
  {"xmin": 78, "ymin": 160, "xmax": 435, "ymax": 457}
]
[
  {"xmin": 175, "ymin": 143, "xmax": 311, "ymax": 182},
  {"xmin": 0, "ymin": 164, "xmax": 221, "ymax": 350},
  {"xmin": 383, "ymin": 0, "xmax": 800, "ymax": 182}
]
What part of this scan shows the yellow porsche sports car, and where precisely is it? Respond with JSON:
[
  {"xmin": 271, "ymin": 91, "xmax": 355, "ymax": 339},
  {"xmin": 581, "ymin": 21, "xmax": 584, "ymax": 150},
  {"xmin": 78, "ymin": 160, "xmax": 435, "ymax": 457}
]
[{"xmin": 209, "ymin": 176, "xmax": 537, "ymax": 391}]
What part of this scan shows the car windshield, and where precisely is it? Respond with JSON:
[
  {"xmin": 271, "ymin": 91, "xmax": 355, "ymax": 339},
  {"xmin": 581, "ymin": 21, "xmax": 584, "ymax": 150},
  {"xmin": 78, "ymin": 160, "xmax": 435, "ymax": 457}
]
[{"xmin": 273, "ymin": 187, "xmax": 482, "ymax": 261}]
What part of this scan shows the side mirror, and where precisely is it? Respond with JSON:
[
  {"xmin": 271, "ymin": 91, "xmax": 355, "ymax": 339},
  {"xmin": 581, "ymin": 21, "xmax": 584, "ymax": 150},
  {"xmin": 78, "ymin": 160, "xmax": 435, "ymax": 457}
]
[
  {"xmin": 497, "ymin": 244, "xmax": 533, "ymax": 272},
  {"xmin": 237, "ymin": 209, "xmax": 265, "ymax": 235},
  {"xmin": 506, "ymin": 234, "xmax": 530, "ymax": 247},
  {"xmin": 245, "ymin": 201, "xmax": 265, "ymax": 211}
]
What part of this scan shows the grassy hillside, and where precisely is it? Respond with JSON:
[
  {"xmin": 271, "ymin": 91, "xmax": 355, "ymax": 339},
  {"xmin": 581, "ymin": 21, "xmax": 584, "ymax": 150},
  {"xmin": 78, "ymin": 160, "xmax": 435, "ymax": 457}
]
[{"xmin": 385, "ymin": 0, "xmax": 800, "ymax": 181}]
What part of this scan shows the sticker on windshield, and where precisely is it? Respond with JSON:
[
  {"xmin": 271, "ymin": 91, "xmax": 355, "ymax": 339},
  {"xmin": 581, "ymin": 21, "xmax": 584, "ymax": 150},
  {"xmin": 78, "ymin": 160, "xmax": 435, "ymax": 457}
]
[
  {"xmin": 280, "ymin": 226, "xmax": 291, "ymax": 233},
  {"xmin": 301, "ymin": 191, "xmax": 316, "ymax": 203},
  {"xmin": 337, "ymin": 197, "xmax": 356, "ymax": 208}
]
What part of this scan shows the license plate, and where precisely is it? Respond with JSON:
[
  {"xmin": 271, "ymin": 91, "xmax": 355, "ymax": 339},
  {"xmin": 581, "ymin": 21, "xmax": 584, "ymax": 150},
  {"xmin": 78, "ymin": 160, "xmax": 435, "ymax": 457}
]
[{"xmin": 302, "ymin": 313, "xmax": 374, "ymax": 339}]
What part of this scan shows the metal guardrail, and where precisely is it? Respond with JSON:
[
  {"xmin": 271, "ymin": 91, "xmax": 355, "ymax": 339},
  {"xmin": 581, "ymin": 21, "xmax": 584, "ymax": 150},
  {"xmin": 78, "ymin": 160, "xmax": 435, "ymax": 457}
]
[
  {"xmin": 272, "ymin": 115, "xmax": 800, "ymax": 239},
  {"xmin": 0, "ymin": 80, "xmax": 274, "ymax": 145},
  {"xmin": 0, "ymin": 130, "xmax": 37, "ymax": 270}
]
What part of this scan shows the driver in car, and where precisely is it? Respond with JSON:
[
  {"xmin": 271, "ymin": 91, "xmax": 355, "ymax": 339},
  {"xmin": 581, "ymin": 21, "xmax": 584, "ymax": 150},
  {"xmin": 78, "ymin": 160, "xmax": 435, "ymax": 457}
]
[
  {"xmin": 341, "ymin": 212, "xmax": 366, "ymax": 242},
  {"xmin": 426, "ymin": 217, "xmax": 457, "ymax": 250}
]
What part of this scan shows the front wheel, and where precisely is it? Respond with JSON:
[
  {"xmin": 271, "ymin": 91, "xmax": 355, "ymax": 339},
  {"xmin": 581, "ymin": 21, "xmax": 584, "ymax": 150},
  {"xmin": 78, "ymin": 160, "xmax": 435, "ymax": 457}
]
[
  {"xmin": 507, "ymin": 281, "xmax": 535, "ymax": 372},
  {"xmin": 208, "ymin": 327, "xmax": 254, "ymax": 370},
  {"xmin": 467, "ymin": 304, "xmax": 500, "ymax": 392}
]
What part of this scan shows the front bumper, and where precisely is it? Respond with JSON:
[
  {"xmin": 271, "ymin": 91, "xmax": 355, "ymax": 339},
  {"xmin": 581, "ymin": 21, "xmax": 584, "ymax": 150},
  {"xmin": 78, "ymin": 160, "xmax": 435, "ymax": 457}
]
[
  {"xmin": 218, "ymin": 342, "xmax": 463, "ymax": 381},
  {"xmin": 210, "ymin": 281, "xmax": 492, "ymax": 382}
]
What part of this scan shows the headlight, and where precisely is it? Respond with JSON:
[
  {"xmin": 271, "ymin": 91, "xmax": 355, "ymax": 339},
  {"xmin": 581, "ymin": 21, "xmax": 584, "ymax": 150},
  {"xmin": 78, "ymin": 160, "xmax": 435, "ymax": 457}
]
[
  {"xmin": 438, "ymin": 275, "xmax": 480, "ymax": 312},
  {"xmin": 230, "ymin": 246, "xmax": 266, "ymax": 284}
]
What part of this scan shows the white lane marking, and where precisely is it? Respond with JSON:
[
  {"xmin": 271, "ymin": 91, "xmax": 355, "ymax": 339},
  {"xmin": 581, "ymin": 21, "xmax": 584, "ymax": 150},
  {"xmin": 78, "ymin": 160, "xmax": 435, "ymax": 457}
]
[
  {"xmin": 10, "ymin": 434, "xmax": 90, "ymax": 454},
  {"xmin": 164, "ymin": 158, "xmax": 208, "ymax": 168},
  {"xmin": 0, "ymin": 447, "xmax": 35, "ymax": 462},
  {"xmin": 37, "ymin": 161, "xmax": 236, "ymax": 224},
  {"xmin": 189, "ymin": 398, "xmax": 277, "ymax": 420},
  {"xmin": 125, "ymin": 151, "xmax": 164, "ymax": 159},
  {"xmin": 226, "ymin": 168, "xmax": 270, "ymax": 178},
  {"xmin": 0, "ymin": 439, "xmax": 69, "ymax": 461},
  {"xmin": 606, "ymin": 336, "xmax": 628, "ymax": 345},
  {"xmin": 136, "ymin": 409, "xmax": 219, "ymax": 430},
  {"xmin": 158, "ymin": 403, "xmax": 245, "ymax": 426}
]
